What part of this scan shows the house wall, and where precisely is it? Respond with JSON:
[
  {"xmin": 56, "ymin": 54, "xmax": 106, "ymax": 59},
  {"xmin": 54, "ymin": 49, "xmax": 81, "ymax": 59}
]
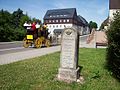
[
  {"xmin": 47, "ymin": 23, "xmax": 89, "ymax": 36},
  {"xmin": 109, "ymin": 9, "xmax": 120, "ymax": 22},
  {"xmin": 47, "ymin": 23, "xmax": 73, "ymax": 35}
]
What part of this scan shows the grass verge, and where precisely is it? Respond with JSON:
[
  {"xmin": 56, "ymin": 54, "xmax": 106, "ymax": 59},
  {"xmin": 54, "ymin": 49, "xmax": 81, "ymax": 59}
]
[{"xmin": 0, "ymin": 48, "xmax": 120, "ymax": 90}]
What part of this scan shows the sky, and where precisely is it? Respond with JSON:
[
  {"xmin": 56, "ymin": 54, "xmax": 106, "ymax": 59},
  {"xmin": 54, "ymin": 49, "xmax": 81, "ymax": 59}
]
[{"xmin": 0, "ymin": 0, "xmax": 109, "ymax": 28}]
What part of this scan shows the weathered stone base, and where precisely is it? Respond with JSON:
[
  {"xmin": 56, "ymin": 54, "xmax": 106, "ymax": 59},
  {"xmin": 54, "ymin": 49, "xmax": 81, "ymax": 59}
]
[{"xmin": 58, "ymin": 67, "xmax": 80, "ymax": 82}]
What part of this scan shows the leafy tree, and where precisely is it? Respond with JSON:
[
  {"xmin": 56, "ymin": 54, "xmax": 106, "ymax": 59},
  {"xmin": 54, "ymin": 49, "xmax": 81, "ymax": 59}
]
[
  {"xmin": 19, "ymin": 15, "xmax": 30, "ymax": 27},
  {"xmin": 106, "ymin": 11, "xmax": 120, "ymax": 80},
  {"xmin": 0, "ymin": 8, "xmax": 41, "ymax": 41},
  {"xmin": 12, "ymin": 8, "xmax": 24, "ymax": 28},
  {"xmin": 89, "ymin": 21, "xmax": 98, "ymax": 32},
  {"xmin": 0, "ymin": 9, "xmax": 14, "ymax": 41}
]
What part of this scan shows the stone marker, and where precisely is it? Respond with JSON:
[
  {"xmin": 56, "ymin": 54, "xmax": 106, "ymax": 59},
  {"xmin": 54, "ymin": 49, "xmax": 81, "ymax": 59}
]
[{"xmin": 58, "ymin": 27, "xmax": 80, "ymax": 82}]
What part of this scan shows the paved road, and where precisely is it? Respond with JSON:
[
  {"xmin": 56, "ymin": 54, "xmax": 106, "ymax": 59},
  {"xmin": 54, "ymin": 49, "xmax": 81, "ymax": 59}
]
[
  {"xmin": 0, "ymin": 35, "xmax": 90, "ymax": 55},
  {"xmin": 0, "ymin": 46, "xmax": 60, "ymax": 65},
  {"xmin": 0, "ymin": 41, "xmax": 35, "ymax": 55},
  {"xmin": 0, "ymin": 41, "xmax": 23, "ymax": 49},
  {"xmin": 0, "ymin": 35, "xmax": 95, "ymax": 65}
]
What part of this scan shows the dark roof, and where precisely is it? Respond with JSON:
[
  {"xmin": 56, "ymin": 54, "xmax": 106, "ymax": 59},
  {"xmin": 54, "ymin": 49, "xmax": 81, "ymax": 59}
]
[
  {"xmin": 44, "ymin": 8, "xmax": 76, "ymax": 19},
  {"xmin": 77, "ymin": 15, "xmax": 88, "ymax": 26},
  {"xmin": 110, "ymin": 0, "xmax": 120, "ymax": 9},
  {"xmin": 103, "ymin": 17, "xmax": 109, "ymax": 25}
]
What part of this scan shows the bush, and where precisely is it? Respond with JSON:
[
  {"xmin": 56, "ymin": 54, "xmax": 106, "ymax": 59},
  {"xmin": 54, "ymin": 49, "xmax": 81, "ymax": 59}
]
[{"xmin": 106, "ymin": 12, "xmax": 120, "ymax": 80}]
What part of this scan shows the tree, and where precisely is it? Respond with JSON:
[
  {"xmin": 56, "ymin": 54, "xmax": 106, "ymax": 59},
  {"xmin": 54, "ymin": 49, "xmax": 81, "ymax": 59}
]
[
  {"xmin": 0, "ymin": 9, "xmax": 14, "ymax": 41},
  {"xmin": 106, "ymin": 11, "xmax": 120, "ymax": 80},
  {"xmin": 0, "ymin": 8, "xmax": 41, "ymax": 41},
  {"xmin": 12, "ymin": 8, "xmax": 24, "ymax": 28},
  {"xmin": 89, "ymin": 21, "xmax": 98, "ymax": 32},
  {"xmin": 19, "ymin": 15, "xmax": 30, "ymax": 27}
]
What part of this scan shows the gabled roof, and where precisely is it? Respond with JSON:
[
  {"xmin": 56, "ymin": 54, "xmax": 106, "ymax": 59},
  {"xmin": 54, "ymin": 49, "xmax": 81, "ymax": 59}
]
[
  {"xmin": 77, "ymin": 15, "xmax": 88, "ymax": 26},
  {"xmin": 44, "ymin": 8, "xmax": 76, "ymax": 19},
  {"xmin": 110, "ymin": 0, "xmax": 120, "ymax": 9}
]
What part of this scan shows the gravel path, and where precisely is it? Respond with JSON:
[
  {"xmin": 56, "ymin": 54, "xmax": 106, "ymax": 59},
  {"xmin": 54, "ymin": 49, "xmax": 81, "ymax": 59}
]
[{"xmin": 0, "ymin": 46, "xmax": 60, "ymax": 65}]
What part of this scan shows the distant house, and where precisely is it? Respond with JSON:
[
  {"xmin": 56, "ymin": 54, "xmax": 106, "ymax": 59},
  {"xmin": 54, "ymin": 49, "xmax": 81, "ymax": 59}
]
[
  {"xmin": 109, "ymin": 0, "xmax": 120, "ymax": 22},
  {"xmin": 100, "ymin": 0, "xmax": 120, "ymax": 30},
  {"xmin": 43, "ymin": 8, "xmax": 89, "ymax": 36}
]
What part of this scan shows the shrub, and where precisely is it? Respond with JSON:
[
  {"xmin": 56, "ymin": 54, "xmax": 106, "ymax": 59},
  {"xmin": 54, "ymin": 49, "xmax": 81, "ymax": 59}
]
[{"xmin": 106, "ymin": 12, "xmax": 120, "ymax": 80}]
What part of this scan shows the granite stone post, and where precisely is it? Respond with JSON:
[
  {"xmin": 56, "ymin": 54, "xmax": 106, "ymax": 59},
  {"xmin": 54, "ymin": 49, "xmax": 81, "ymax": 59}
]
[{"xmin": 58, "ymin": 27, "xmax": 80, "ymax": 82}]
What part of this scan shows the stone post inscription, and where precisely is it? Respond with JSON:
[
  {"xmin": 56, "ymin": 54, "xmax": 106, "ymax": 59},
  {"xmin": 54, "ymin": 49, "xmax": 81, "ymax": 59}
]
[
  {"xmin": 61, "ymin": 29, "xmax": 76, "ymax": 69},
  {"xmin": 58, "ymin": 27, "xmax": 80, "ymax": 82}
]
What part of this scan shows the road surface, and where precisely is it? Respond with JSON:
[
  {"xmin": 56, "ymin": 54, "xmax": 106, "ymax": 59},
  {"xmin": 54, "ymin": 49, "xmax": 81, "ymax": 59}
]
[
  {"xmin": 0, "ymin": 35, "xmax": 94, "ymax": 65},
  {"xmin": 0, "ymin": 41, "xmax": 35, "ymax": 55},
  {"xmin": 0, "ymin": 35, "xmax": 90, "ymax": 55},
  {"xmin": 0, "ymin": 46, "xmax": 60, "ymax": 65}
]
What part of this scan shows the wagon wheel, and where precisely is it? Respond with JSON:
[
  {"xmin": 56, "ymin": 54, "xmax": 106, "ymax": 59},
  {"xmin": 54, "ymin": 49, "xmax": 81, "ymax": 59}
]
[
  {"xmin": 45, "ymin": 39, "xmax": 50, "ymax": 47},
  {"xmin": 35, "ymin": 38, "xmax": 42, "ymax": 48},
  {"xmin": 23, "ymin": 38, "xmax": 29, "ymax": 48}
]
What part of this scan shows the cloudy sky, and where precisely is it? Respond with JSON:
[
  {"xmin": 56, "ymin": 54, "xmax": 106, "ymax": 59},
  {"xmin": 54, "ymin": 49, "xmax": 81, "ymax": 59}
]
[{"xmin": 0, "ymin": 0, "xmax": 109, "ymax": 28}]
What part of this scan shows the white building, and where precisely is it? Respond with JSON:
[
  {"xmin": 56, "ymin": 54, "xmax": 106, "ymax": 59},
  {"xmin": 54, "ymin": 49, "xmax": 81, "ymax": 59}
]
[
  {"xmin": 109, "ymin": 0, "xmax": 120, "ymax": 22},
  {"xmin": 43, "ymin": 8, "xmax": 90, "ymax": 36}
]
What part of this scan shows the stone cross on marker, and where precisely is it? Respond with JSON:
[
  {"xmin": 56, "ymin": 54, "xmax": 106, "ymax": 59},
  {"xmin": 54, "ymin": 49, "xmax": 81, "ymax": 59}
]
[{"xmin": 58, "ymin": 27, "xmax": 80, "ymax": 82}]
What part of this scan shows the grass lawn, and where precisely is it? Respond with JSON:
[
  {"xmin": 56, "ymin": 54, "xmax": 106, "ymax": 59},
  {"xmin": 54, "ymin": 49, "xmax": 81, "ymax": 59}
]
[{"xmin": 0, "ymin": 48, "xmax": 120, "ymax": 90}]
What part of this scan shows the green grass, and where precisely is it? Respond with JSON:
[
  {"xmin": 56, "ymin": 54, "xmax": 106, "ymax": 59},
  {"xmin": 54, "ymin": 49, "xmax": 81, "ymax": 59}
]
[{"xmin": 0, "ymin": 48, "xmax": 120, "ymax": 90}]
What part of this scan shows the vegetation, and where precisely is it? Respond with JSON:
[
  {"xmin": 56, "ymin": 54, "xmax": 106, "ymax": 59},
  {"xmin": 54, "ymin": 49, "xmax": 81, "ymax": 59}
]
[
  {"xmin": 106, "ymin": 11, "xmax": 120, "ymax": 80},
  {"xmin": 0, "ymin": 8, "xmax": 40, "ymax": 42},
  {"xmin": 88, "ymin": 21, "xmax": 98, "ymax": 32},
  {"xmin": 0, "ymin": 48, "xmax": 120, "ymax": 90}
]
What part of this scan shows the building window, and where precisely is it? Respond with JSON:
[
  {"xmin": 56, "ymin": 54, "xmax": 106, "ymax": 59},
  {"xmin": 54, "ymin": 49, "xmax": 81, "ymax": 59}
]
[
  {"xmin": 56, "ymin": 20, "xmax": 58, "ymax": 22},
  {"xmin": 60, "ymin": 15, "xmax": 63, "ymax": 17},
  {"xmin": 49, "ymin": 25, "xmax": 51, "ymax": 28},
  {"xmin": 60, "ymin": 20, "xmax": 62, "ymax": 22},
  {"xmin": 49, "ymin": 20, "xmax": 51, "ymax": 23},
  {"xmin": 46, "ymin": 20, "xmax": 48, "ymax": 23},
  {"xmin": 63, "ymin": 19, "xmax": 66, "ymax": 22},
  {"xmin": 64, "ymin": 25, "xmax": 66, "ymax": 28},
  {"xmin": 67, "ymin": 19, "xmax": 69, "ymax": 22},
  {"xmin": 60, "ymin": 25, "xmax": 62, "ymax": 27},
  {"xmin": 53, "ymin": 25, "xmax": 55, "ymax": 28},
  {"xmin": 53, "ymin": 20, "xmax": 55, "ymax": 22},
  {"xmin": 56, "ymin": 25, "xmax": 58, "ymax": 28}
]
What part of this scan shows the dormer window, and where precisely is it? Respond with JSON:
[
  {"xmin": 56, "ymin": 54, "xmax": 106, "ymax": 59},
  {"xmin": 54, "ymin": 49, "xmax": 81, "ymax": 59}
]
[
  {"xmin": 64, "ymin": 15, "xmax": 67, "ymax": 17},
  {"xmin": 60, "ymin": 15, "xmax": 63, "ymax": 17},
  {"xmin": 57, "ymin": 15, "xmax": 59, "ymax": 17}
]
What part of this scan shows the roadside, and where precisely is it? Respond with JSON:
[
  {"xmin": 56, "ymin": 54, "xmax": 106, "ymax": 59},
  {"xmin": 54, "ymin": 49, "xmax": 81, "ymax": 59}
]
[
  {"xmin": 0, "ymin": 34, "xmax": 107, "ymax": 65},
  {"xmin": 0, "ymin": 46, "xmax": 60, "ymax": 65},
  {"xmin": 0, "ymin": 41, "xmax": 23, "ymax": 45}
]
